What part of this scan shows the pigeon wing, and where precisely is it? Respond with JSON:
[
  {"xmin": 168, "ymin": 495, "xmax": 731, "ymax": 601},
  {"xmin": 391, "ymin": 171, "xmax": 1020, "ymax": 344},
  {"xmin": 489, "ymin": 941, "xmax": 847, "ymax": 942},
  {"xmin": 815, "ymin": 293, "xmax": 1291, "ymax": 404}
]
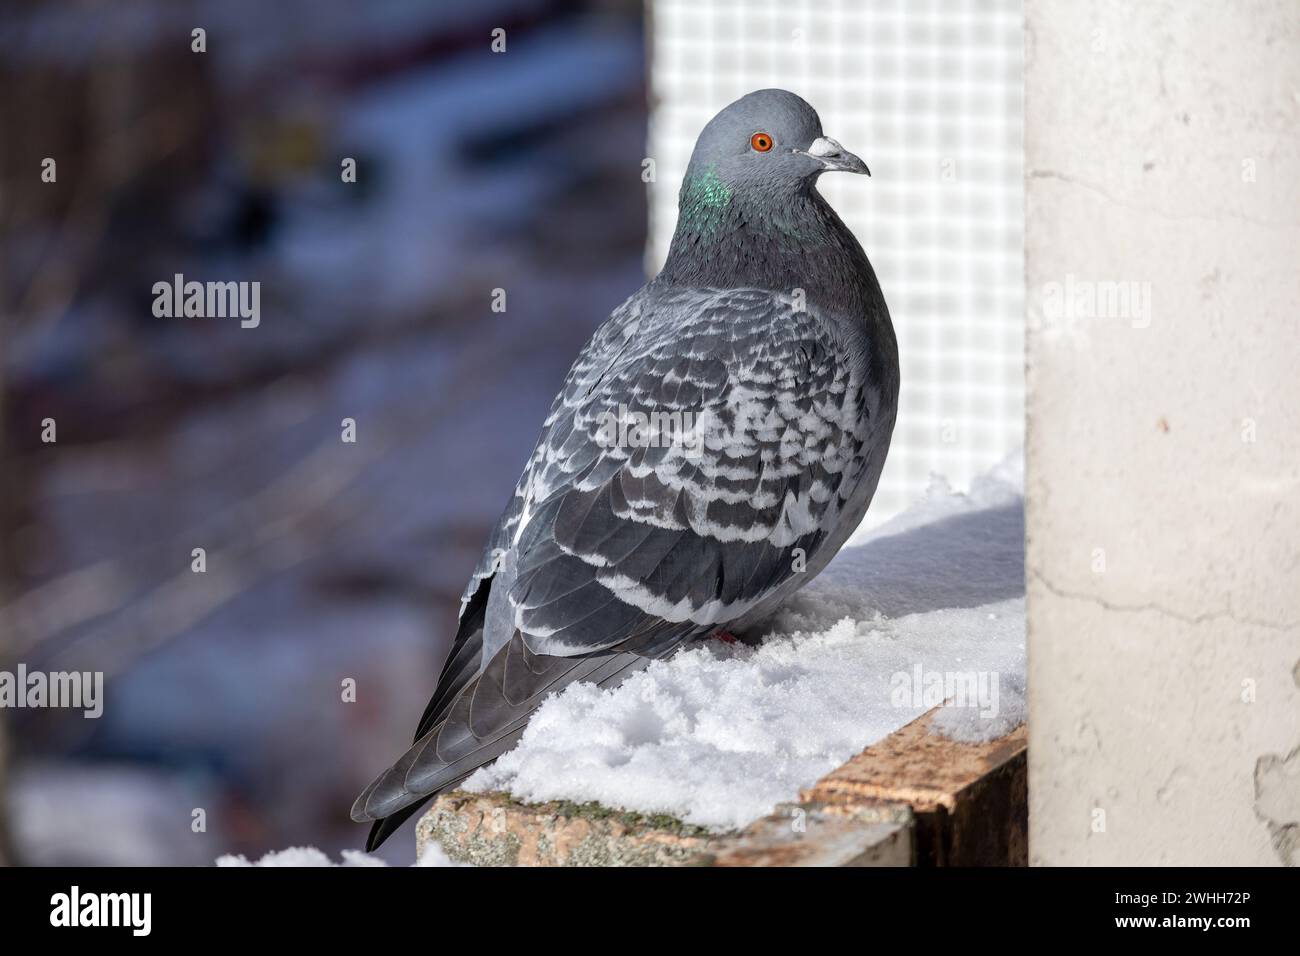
[{"xmin": 508, "ymin": 284, "xmax": 882, "ymax": 653}]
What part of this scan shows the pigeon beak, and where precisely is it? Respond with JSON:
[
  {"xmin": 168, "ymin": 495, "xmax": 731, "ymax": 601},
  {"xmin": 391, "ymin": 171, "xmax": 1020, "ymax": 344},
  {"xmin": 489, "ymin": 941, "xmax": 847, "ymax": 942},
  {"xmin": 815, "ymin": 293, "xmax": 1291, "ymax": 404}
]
[{"xmin": 795, "ymin": 136, "xmax": 871, "ymax": 176}]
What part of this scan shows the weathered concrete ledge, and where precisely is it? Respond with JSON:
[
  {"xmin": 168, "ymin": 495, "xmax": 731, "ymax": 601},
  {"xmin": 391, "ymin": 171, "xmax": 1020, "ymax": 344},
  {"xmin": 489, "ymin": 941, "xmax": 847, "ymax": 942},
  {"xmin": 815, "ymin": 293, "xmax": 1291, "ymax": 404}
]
[
  {"xmin": 416, "ymin": 791, "xmax": 720, "ymax": 866},
  {"xmin": 696, "ymin": 801, "xmax": 913, "ymax": 867},
  {"xmin": 805, "ymin": 709, "xmax": 1028, "ymax": 866},
  {"xmin": 417, "ymin": 707, "xmax": 1026, "ymax": 866}
]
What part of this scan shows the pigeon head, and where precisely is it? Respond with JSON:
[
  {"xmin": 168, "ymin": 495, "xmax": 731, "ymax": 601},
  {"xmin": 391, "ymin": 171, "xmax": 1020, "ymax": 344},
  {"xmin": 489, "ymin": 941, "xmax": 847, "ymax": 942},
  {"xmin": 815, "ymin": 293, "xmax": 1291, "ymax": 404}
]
[
  {"xmin": 682, "ymin": 89, "xmax": 869, "ymax": 196},
  {"xmin": 660, "ymin": 89, "xmax": 875, "ymax": 309}
]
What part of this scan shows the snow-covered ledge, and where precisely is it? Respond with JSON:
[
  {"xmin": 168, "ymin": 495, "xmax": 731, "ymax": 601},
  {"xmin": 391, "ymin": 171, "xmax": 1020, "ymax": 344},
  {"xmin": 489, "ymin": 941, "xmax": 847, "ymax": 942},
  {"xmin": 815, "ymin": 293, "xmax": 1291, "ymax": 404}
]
[
  {"xmin": 415, "ymin": 705, "xmax": 1026, "ymax": 866},
  {"xmin": 416, "ymin": 459, "xmax": 1027, "ymax": 866}
]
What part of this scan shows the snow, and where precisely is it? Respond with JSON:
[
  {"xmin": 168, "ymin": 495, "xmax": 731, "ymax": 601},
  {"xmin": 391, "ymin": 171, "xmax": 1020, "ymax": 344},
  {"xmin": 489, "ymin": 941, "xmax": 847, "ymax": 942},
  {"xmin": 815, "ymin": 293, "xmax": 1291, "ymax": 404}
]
[
  {"xmin": 464, "ymin": 453, "xmax": 1026, "ymax": 832},
  {"xmin": 216, "ymin": 842, "xmax": 466, "ymax": 867}
]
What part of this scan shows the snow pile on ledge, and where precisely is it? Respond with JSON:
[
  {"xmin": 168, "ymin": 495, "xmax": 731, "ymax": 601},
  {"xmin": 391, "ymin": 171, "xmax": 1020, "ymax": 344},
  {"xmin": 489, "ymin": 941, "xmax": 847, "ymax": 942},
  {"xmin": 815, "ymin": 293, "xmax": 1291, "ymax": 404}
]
[
  {"xmin": 216, "ymin": 843, "xmax": 464, "ymax": 867},
  {"xmin": 465, "ymin": 454, "xmax": 1026, "ymax": 831}
]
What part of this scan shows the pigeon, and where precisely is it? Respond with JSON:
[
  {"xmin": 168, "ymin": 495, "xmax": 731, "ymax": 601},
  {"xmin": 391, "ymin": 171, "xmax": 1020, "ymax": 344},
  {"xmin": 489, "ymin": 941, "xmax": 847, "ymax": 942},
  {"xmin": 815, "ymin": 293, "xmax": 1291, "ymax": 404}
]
[{"xmin": 352, "ymin": 89, "xmax": 899, "ymax": 850}]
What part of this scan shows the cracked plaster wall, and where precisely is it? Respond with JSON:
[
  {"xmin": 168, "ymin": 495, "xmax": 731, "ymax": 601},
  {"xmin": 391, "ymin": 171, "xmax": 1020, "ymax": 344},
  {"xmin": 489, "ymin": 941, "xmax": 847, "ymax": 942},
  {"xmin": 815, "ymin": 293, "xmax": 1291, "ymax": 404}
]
[{"xmin": 1025, "ymin": 0, "xmax": 1300, "ymax": 864}]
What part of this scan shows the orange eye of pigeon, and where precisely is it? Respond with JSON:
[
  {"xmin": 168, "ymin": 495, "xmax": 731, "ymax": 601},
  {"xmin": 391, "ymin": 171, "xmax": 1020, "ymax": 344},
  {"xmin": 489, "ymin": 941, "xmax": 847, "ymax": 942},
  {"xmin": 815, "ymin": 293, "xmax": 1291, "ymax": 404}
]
[{"xmin": 750, "ymin": 132, "xmax": 774, "ymax": 152}]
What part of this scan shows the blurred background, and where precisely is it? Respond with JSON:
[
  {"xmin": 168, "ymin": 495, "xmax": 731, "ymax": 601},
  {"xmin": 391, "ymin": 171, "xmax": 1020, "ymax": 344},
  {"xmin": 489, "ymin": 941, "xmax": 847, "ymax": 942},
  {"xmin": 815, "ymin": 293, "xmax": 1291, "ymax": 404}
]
[{"xmin": 0, "ymin": 0, "xmax": 1023, "ymax": 865}]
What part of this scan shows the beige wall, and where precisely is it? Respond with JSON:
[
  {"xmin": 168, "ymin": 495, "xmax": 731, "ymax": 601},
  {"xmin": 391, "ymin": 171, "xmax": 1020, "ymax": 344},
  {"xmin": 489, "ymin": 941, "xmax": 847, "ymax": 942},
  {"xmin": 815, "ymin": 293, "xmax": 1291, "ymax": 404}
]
[{"xmin": 1026, "ymin": 1, "xmax": 1300, "ymax": 864}]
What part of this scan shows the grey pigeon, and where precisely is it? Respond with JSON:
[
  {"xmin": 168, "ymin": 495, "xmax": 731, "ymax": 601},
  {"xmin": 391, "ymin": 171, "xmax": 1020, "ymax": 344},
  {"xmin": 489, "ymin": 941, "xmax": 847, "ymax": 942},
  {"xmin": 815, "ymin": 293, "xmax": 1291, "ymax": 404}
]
[{"xmin": 353, "ymin": 89, "xmax": 898, "ymax": 850}]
